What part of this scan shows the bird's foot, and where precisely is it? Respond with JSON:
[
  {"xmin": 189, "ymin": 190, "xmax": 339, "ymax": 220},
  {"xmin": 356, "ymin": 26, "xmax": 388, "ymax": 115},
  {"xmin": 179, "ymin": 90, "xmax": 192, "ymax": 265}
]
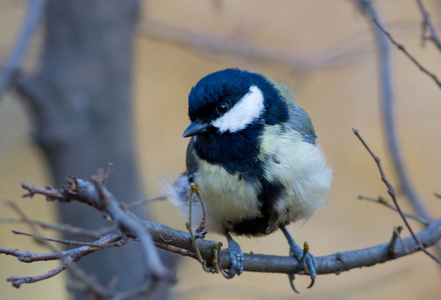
[
  {"xmin": 222, "ymin": 232, "xmax": 244, "ymax": 279},
  {"xmin": 288, "ymin": 241, "xmax": 316, "ymax": 292},
  {"xmin": 281, "ymin": 226, "xmax": 317, "ymax": 293}
]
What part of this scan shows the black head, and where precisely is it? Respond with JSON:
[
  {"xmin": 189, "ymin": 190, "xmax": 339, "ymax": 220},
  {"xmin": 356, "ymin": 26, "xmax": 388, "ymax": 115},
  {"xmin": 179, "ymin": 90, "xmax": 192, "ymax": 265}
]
[{"xmin": 184, "ymin": 68, "xmax": 289, "ymax": 137}]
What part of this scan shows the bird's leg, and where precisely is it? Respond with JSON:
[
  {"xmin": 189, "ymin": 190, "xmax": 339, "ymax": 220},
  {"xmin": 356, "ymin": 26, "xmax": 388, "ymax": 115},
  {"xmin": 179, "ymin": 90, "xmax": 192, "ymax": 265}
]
[
  {"xmin": 280, "ymin": 226, "xmax": 317, "ymax": 293},
  {"xmin": 221, "ymin": 231, "xmax": 244, "ymax": 279}
]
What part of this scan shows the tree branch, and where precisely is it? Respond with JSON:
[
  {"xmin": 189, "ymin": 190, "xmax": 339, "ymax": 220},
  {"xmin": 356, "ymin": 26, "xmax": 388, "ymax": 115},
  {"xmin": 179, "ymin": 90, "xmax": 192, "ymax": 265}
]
[
  {"xmin": 140, "ymin": 19, "xmax": 376, "ymax": 72},
  {"xmin": 373, "ymin": 19, "xmax": 441, "ymax": 89},
  {"xmin": 358, "ymin": 195, "xmax": 431, "ymax": 226},
  {"xmin": 0, "ymin": 0, "xmax": 46, "ymax": 99},
  {"xmin": 3, "ymin": 231, "xmax": 127, "ymax": 287},
  {"xmin": 354, "ymin": 0, "xmax": 433, "ymax": 223},
  {"xmin": 415, "ymin": 0, "xmax": 441, "ymax": 50},
  {"xmin": 353, "ymin": 128, "xmax": 441, "ymax": 264},
  {"xmin": 90, "ymin": 176, "xmax": 169, "ymax": 281},
  {"xmin": 2, "ymin": 172, "xmax": 439, "ymax": 284}
]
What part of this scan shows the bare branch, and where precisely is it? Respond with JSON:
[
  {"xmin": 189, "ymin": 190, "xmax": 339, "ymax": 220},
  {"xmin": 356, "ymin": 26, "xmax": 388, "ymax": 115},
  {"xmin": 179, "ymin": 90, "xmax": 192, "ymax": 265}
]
[
  {"xmin": 154, "ymin": 242, "xmax": 197, "ymax": 259},
  {"xmin": 358, "ymin": 195, "xmax": 431, "ymax": 225},
  {"xmin": 4, "ymin": 186, "xmax": 169, "ymax": 298},
  {"xmin": 354, "ymin": 0, "xmax": 433, "ymax": 224},
  {"xmin": 2, "ymin": 226, "xmax": 127, "ymax": 292},
  {"xmin": 0, "ymin": 0, "xmax": 46, "ymax": 98},
  {"xmin": 373, "ymin": 19, "xmax": 441, "ymax": 88},
  {"xmin": 135, "ymin": 212, "xmax": 441, "ymax": 274},
  {"xmin": 12, "ymin": 230, "xmax": 127, "ymax": 248},
  {"xmin": 140, "ymin": 19, "xmax": 375, "ymax": 72},
  {"xmin": 353, "ymin": 128, "xmax": 441, "ymax": 264},
  {"xmin": 0, "ymin": 217, "xmax": 110, "ymax": 238},
  {"xmin": 1, "ymin": 230, "xmax": 127, "ymax": 263},
  {"xmin": 21, "ymin": 182, "xmax": 65, "ymax": 201},
  {"xmin": 86, "ymin": 169, "xmax": 170, "ymax": 283},
  {"xmin": 416, "ymin": 0, "xmax": 441, "ymax": 50},
  {"xmin": 5, "ymin": 214, "xmax": 440, "ymax": 276},
  {"xmin": 3, "ymin": 172, "xmax": 441, "ymax": 293},
  {"xmin": 123, "ymin": 195, "xmax": 167, "ymax": 211},
  {"xmin": 8, "ymin": 260, "xmax": 67, "ymax": 287}
]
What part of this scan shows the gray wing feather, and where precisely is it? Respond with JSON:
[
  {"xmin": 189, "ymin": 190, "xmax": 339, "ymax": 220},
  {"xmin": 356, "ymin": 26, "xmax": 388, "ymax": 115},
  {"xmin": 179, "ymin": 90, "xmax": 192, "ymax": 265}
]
[
  {"xmin": 276, "ymin": 82, "xmax": 316, "ymax": 145},
  {"xmin": 287, "ymin": 104, "xmax": 316, "ymax": 145},
  {"xmin": 185, "ymin": 137, "xmax": 198, "ymax": 181}
]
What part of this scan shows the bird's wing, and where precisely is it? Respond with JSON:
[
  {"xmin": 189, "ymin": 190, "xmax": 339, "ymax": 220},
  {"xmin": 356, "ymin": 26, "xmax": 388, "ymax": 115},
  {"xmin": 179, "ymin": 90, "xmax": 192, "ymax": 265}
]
[
  {"xmin": 275, "ymin": 83, "xmax": 316, "ymax": 145},
  {"xmin": 185, "ymin": 137, "xmax": 199, "ymax": 181},
  {"xmin": 286, "ymin": 104, "xmax": 316, "ymax": 145}
]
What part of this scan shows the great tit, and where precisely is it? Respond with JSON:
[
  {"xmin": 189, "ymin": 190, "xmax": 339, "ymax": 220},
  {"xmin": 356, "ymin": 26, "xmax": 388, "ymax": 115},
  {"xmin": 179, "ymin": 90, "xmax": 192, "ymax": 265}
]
[{"xmin": 167, "ymin": 68, "xmax": 332, "ymax": 290}]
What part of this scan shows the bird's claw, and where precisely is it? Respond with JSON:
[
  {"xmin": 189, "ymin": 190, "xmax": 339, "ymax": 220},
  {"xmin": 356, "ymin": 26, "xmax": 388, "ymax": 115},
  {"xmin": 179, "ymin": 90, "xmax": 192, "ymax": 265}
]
[
  {"xmin": 289, "ymin": 242, "xmax": 317, "ymax": 290},
  {"xmin": 280, "ymin": 227, "xmax": 317, "ymax": 293},
  {"xmin": 304, "ymin": 251, "xmax": 316, "ymax": 289},
  {"xmin": 221, "ymin": 237, "xmax": 243, "ymax": 279},
  {"xmin": 288, "ymin": 273, "xmax": 300, "ymax": 293}
]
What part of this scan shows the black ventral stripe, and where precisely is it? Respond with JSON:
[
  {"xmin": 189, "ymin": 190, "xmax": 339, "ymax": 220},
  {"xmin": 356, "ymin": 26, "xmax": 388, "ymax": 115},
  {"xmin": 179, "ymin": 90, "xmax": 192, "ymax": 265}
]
[{"xmin": 231, "ymin": 177, "xmax": 284, "ymax": 236}]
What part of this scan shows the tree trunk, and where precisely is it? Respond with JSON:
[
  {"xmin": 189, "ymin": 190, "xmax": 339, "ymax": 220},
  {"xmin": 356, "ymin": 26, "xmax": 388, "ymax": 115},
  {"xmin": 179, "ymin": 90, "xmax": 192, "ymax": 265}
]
[{"xmin": 18, "ymin": 1, "xmax": 175, "ymax": 298}]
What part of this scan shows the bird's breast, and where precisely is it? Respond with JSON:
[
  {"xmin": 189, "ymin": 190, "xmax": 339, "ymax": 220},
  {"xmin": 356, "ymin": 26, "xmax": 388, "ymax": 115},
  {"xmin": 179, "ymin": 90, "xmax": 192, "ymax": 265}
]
[
  {"xmin": 194, "ymin": 159, "xmax": 263, "ymax": 233},
  {"xmin": 190, "ymin": 124, "xmax": 332, "ymax": 235}
]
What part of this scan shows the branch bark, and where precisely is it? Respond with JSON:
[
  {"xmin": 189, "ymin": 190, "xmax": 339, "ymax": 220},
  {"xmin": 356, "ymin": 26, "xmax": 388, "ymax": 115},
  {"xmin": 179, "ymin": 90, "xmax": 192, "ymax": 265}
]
[{"xmin": 3, "ymin": 176, "xmax": 439, "ymax": 281}]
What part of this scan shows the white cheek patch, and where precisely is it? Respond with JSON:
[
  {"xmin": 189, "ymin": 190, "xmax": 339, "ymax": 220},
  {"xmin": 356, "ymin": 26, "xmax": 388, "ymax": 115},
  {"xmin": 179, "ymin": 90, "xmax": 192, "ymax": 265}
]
[{"xmin": 211, "ymin": 85, "xmax": 265, "ymax": 133}]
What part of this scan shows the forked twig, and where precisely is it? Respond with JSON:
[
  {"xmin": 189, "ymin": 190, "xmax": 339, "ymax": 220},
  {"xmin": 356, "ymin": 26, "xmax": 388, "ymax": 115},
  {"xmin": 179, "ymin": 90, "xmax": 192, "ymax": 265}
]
[
  {"xmin": 373, "ymin": 19, "xmax": 441, "ymax": 89},
  {"xmin": 353, "ymin": 128, "xmax": 441, "ymax": 265},
  {"xmin": 358, "ymin": 195, "xmax": 431, "ymax": 225},
  {"xmin": 415, "ymin": 0, "xmax": 441, "ymax": 50}
]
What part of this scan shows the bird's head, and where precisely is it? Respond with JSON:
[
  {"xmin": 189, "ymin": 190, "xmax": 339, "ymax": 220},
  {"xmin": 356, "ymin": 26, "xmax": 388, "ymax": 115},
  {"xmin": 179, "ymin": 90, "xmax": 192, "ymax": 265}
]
[{"xmin": 183, "ymin": 68, "xmax": 290, "ymax": 138}]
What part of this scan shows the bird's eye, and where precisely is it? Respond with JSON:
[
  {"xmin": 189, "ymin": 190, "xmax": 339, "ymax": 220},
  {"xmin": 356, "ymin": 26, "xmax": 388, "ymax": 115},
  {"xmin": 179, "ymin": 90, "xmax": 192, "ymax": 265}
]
[{"xmin": 216, "ymin": 102, "xmax": 230, "ymax": 114}]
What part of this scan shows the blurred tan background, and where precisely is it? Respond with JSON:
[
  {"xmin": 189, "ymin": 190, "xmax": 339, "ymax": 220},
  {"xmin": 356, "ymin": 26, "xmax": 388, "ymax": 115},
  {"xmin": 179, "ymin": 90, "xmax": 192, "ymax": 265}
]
[{"xmin": 1, "ymin": 0, "xmax": 441, "ymax": 299}]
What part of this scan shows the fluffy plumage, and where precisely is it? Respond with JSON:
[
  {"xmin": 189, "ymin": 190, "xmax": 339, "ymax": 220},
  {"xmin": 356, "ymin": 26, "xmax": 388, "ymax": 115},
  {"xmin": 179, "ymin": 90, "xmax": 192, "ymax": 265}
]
[
  {"xmin": 166, "ymin": 68, "xmax": 332, "ymax": 284},
  {"xmin": 168, "ymin": 68, "xmax": 331, "ymax": 235}
]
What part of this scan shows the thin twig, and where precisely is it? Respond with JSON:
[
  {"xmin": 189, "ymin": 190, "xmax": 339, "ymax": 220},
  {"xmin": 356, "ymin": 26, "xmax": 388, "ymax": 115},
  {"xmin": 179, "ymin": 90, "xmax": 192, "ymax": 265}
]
[
  {"xmin": 389, "ymin": 226, "xmax": 408, "ymax": 256},
  {"xmin": 140, "ymin": 19, "xmax": 376, "ymax": 72},
  {"xmin": 373, "ymin": 19, "xmax": 441, "ymax": 88},
  {"xmin": 355, "ymin": 0, "xmax": 441, "ymax": 264},
  {"xmin": 12, "ymin": 230, "xmax": 127, "ymax": 248},
  {"xmin": 8, "ymin": 260, "xmax": 69, "ymax": 287},
  {"xmin": 353, "ymin": 128, "xmax": 441, "ymax": 265},
  {"xmin": 4, "ymin": 201, "xmax": 121, "ymax": 296},
  {"xmin": 358, "ymin": 195, "xmax": 431, "ymax": 225},
  {"xmin": 21, "ymin": 182, "xmax": 65, "ymax": 201},
  {"xmin": 89, "ymin": 172, "xmax": 170, "ymax": 282},
  {"xmin": 154, "ymin": 242, "xmax": 197, "ymax": 259},
  {"xmin": 416, "ymin": 0, "xmax": 441, "ymax": 50},
  {"xmin": 101, "ymin": 162, "xmax": 114, "ymax": 185},
  {"xmin": 354, "ymin": 0, "xmax": 433, "ymax": 227},
  {"xmin": 123, "ymin": 195, "xmax": 167, "ymax": 210},
  {"xmin": 0, "ymin": 217, "xmax": 109, "ymax": 238}
]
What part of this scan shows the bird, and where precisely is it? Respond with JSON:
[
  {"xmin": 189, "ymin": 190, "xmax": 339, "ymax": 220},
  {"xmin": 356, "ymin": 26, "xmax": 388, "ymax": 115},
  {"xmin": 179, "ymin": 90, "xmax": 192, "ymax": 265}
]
[{"xmin": 167, "ymin": 68, "xmax": 332, "ymax": 291}]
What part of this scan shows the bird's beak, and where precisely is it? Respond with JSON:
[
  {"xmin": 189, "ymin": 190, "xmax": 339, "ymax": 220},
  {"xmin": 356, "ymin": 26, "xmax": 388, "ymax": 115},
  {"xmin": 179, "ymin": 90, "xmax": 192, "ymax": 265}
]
[{"xmin": 183, "ymin": 120, "xmax": 207, "ymax": 137}]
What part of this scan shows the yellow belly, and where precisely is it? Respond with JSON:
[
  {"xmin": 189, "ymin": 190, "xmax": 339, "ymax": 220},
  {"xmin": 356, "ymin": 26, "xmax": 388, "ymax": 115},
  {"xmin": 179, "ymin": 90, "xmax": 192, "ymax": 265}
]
[{"xmin": 195, "ymin": 160, "xmax": 262, "ymax": 234}]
